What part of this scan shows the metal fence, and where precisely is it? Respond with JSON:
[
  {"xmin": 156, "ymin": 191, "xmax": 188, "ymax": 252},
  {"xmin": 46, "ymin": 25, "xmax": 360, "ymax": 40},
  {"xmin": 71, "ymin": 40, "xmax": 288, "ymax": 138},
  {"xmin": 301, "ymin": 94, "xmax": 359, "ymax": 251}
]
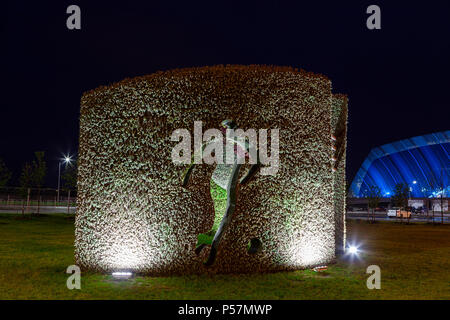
[{"xmin": 0, "ymin": 187, "xmax": 77, "ymax": 214}]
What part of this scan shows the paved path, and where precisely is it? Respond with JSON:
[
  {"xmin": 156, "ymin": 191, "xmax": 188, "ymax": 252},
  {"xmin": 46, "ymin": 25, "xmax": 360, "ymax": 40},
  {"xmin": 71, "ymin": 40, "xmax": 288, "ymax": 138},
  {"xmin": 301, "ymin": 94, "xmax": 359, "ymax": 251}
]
[
  {"xmin": 347, "ymin": 212, "xmax": 449, "ymax": 223},
  {"xmin": 1, "ymin": 207, "xmax": 448, "ymax": 223},
  {"xmin": 0, "ymin": 205, "xmax": 76, "ymax": 214}
]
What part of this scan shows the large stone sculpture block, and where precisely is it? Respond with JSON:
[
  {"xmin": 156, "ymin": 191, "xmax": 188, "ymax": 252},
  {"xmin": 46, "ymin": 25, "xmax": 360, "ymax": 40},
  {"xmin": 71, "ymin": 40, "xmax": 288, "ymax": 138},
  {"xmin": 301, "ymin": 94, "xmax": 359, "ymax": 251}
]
[
  {"xmin": 331, "ymin": 95, "xmax": 348, "ymax": 253},
  {"xmin": 76, "ymin": 65, "xmax": 348, "ymax": 274}
]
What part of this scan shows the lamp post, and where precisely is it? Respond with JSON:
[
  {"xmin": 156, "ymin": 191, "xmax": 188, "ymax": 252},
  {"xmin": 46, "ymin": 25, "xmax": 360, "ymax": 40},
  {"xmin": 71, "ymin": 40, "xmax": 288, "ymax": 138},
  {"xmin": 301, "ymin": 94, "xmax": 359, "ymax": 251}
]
[{"xmin": 57, "ymin": 156, "xmax": 72, "ymax": 204}]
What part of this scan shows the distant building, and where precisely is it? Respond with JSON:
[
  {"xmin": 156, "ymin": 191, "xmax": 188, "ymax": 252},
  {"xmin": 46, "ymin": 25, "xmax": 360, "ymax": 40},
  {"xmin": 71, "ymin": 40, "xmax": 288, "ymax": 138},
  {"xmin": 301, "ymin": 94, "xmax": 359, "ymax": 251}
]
[{"xmin": 350, "ymin": 131, "xmax": 449, "ymax": 198}]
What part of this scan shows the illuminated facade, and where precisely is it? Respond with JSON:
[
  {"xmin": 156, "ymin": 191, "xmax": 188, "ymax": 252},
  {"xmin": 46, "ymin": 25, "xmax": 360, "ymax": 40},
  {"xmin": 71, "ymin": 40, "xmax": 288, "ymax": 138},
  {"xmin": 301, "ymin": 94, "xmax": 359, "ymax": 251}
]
[
  {"xmin": 350, "ymin": 131, "xmax": 449, "ymax": 198},
  {"xmin": 76, "ymin": 65, "xmax": 348, "ymax": 274}
]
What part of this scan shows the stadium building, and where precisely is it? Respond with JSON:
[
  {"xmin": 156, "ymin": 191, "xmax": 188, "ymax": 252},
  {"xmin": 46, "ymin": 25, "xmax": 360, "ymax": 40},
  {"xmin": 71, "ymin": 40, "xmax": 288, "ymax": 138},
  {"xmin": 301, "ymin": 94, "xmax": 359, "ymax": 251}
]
[{"xmin": 350, "ymin": 131, "xmax": 449, "ymax": 200}]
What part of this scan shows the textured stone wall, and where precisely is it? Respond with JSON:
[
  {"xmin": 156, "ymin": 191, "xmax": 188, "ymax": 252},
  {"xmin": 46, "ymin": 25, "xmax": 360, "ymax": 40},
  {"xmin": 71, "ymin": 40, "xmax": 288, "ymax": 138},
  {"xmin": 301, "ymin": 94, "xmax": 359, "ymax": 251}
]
[
  {"xmin": 331, "ymin": 95, "xmax": 348, "ymax": 253},
  {"xmin": 76, "ymin": 65, "xmax": 348, "ymax": 275}
]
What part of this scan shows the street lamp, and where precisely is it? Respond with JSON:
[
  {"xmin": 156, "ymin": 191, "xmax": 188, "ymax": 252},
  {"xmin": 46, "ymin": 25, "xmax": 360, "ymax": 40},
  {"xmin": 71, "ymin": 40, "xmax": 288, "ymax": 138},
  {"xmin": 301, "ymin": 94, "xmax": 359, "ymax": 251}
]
[{"xmin": 57, "ymin": 156, "xmax": 72, "ymax": 204}]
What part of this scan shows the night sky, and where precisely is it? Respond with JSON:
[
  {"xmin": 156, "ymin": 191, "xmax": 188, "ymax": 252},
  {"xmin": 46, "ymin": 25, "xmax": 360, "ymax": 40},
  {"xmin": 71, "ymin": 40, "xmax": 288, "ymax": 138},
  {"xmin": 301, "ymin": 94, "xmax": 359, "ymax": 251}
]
[{"xmin": 2, "ymin": 1, "xmax": 449, "ymax": 188}]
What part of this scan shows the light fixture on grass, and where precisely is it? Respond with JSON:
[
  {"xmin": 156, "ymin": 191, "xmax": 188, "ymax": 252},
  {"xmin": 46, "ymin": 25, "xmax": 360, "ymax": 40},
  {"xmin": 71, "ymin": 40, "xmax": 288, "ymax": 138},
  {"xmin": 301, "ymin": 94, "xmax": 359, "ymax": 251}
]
[
  {"xmin": 348, "ymin": 246, "xmax": 358, "ymax": 254},
  {"xmin": 112, "ymin": 271, "xmax": 133, "ymax": 280}
]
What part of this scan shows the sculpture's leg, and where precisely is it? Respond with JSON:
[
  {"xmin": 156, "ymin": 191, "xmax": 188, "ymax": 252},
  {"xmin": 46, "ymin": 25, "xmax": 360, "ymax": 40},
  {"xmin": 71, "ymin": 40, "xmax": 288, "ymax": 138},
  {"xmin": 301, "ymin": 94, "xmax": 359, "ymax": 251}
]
[
  {"xmin": 194, "ymin": 180, "xmax": 225, "ymax": 255},
  {"xmin": 240, "ymin": 163, "xmax": 261, "ymax": 185},
  {"xmin": 239, "ymin": 147, "xmax": 260, "ymax": 185},
  {"xmin": 204, "ymin": 163, "xmax": 242, "ymax": 266},
  {"xmin": 195, "ymin": 243, "xmax": 207, "ymax": 255}
]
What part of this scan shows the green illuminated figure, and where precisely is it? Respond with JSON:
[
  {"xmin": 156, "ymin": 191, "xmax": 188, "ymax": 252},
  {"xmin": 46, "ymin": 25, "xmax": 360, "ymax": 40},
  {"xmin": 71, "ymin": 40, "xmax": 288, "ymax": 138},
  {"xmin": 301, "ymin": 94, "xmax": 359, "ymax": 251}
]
[{"xmin": 182, "ymin": 119, "xmax": 260, "ymax": 266}]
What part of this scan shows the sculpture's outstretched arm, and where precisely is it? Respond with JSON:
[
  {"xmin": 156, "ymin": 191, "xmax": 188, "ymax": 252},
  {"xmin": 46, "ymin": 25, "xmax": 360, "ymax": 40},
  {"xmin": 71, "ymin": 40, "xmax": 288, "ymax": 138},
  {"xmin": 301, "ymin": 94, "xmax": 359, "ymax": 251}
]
[
  {"xmin": 181, "ymin": 141, "xmax": 211, "ymax": 187},
  {"xmin": 181, "ymin": 163, "xmax": 195, "ymax": 187}
]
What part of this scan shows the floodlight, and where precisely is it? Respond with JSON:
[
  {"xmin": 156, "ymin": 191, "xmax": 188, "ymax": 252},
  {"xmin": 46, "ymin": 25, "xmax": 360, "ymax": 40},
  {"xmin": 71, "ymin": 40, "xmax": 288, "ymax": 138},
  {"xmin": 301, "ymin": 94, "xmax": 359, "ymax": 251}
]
[
  {"xmin": 348, "ymin": 246, "xmax": 358, "ymax": 254},
  {"xmin": 112, "ymin": 271, "xmax": 133, "ymax": 280}
]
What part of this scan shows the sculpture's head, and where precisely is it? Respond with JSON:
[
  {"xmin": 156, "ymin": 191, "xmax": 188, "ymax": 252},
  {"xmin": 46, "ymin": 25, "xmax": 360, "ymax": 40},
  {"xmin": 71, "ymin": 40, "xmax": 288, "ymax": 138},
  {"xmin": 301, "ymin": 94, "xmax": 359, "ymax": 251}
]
[{"xmin": 220, "ymin": 119, "xmax": 237, "ymax": 134}]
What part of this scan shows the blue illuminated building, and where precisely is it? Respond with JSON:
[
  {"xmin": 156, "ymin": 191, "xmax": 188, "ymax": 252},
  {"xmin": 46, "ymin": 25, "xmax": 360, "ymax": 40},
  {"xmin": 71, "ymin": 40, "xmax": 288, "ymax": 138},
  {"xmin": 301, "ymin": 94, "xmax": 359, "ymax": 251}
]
[{"xmin": 350, "ymin": 131, "xmax": 449, "ymax": 198}]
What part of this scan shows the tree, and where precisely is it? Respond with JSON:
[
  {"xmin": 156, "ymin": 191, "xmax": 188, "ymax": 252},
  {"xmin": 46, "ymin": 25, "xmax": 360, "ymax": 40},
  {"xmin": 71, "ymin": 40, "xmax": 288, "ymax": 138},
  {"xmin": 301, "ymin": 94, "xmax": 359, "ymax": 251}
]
[
  {"xmin": 391, "ymin": 183, "xmax": 409, "ymax": 223},
  {"xmin": 19, "ymin": 162, "xmax": 33, "ymax": 198},
  {"xmin": 62, "ymin": 160, "xmax": 77, "ymax": 191},
  {"xmin": 367, "ymin": 185, "xmax": 382, "ymax": 223},
  {"xmin": 18, "ymin": 163, "xmax": 34, "ymax": 218},
  {"xmin": 436, "ymin": 167, "xmax": 448, "ymax": 225},
  {"xmin": 31, "ymin": 151, "xmax": 47, "ymax": 190},
  {"xmin": 19, "ymin": 152, "xmax": 47, "ymax": 215},
  {"xmin": 0, "ymin": 158, "xmax": 12, "ymax": 188},
  {"xmin": 426, "ymin": 180, "xmax": 436, "ymax": 223},
  {"xmin": 31, "ymin": 151, "xmax": 47, "ymax": 215}
]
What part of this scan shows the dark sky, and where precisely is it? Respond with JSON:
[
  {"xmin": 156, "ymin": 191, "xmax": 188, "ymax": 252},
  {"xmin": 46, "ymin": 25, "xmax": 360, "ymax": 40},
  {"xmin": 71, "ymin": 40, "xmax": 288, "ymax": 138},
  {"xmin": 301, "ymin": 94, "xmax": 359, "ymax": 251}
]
[{"xmin": 1, "ymin": 1, "xmax": 449, "ymax": 188}]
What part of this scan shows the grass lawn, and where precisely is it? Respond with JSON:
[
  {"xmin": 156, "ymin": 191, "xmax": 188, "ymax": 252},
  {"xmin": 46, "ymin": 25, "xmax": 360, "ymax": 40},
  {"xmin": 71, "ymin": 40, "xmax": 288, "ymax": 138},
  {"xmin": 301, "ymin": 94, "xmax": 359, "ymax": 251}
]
[{"xmin": 0, "ymin": 213, "xmax": 449, "ymax": 300}]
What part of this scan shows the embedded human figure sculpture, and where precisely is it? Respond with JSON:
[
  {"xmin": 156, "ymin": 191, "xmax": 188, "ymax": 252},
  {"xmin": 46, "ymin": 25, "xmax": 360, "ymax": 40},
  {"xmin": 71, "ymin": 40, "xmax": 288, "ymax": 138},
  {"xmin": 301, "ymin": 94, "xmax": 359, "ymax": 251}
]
[{"xmin": 182, "ymin": 119, "xmax": 260, "ymax": 266}]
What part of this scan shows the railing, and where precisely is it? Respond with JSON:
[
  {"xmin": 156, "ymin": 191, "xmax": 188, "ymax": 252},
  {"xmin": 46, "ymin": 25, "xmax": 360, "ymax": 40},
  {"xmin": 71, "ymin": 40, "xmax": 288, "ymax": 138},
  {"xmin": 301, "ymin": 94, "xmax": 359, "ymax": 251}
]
[{"xmin": 0, "ymin": 187, "xmax": 77, "ymax": 214}]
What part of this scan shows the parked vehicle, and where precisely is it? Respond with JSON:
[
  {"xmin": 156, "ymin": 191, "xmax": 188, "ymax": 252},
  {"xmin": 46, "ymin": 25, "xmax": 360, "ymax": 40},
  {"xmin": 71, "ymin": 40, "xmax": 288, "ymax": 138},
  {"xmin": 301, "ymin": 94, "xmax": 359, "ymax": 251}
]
[
  {"xmin": 412, "ymin": 207, "xmax": 424, "ymax": 214},
  {"xmin": 397, "ymin": 210, "xmax": 411, "ymax": 218},
  {"xmin": 387, "ymin": 208, "xmax": 411, "ymax": 218},
  {"xmin": 387, "ymin": 209, "xmax": 397, "ymax": 217}
]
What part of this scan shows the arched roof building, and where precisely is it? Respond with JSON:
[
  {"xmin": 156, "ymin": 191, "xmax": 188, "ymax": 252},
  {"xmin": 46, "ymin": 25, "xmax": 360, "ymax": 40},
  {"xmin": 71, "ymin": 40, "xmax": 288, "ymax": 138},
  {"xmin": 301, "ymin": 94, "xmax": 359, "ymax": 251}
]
[{"xmin": 350, "ymin": 131, "xmax": 449, "ymax": 198}]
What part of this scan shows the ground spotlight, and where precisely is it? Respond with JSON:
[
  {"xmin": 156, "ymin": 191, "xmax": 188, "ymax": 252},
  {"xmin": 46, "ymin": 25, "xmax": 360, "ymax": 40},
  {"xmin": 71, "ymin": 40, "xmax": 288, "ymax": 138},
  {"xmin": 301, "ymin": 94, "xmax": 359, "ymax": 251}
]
[
  {"xmin": 348, "ymin": 246, "xmax": 358, "ymax": 254},
  {"xmin": 111, "ymin": 272, "xmax": 133, "ymax": 280}
]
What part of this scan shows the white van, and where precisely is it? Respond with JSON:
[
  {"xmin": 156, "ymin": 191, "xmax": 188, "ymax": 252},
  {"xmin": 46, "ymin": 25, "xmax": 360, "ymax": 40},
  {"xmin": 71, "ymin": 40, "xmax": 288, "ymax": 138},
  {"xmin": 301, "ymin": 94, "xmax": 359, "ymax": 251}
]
[{"xmin": 387, "ymin": 209, "xmax": 397, "ymax": 217}]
